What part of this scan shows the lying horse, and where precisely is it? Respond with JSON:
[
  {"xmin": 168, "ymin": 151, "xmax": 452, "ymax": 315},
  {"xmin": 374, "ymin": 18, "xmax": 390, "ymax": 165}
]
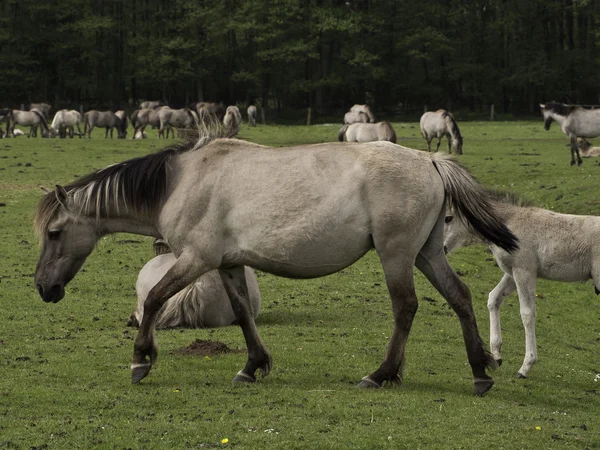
[
  {"xmin": 247, "ymin": 105, "xmax": 257, "ymax": 127},
  {"xmin": 34, "ymin": 136, "xmax": 518, "ymax": 395},
  {"xmin": 83, "ymin": 110, "xmax": 125, "ymax": 139},
  {"xmin": 540, "ymin": 102, "xmax": 600, "ymax": 166},
  {"xmin": 338, "ymin": 122, "xmax": 396, "ymax": 143},
  {"xmin": 344, "ymin": 111, "xmax": 369, "ymax": 125},
  {"xmin": 129, "ymin": 240, "xmax": 261, "ymax": 329},
  {"xmin": 9, "ymin": 109, "xmax": 49, "ymax": 137},
  {"xmin": 576, "ymin": 137, "xmax": 600, "ymax": 157},
  {"xmin": 420, "ymin": 110, "xmax": 463, "ymax": 155},
  {"xmin": 51, "ymin": 110, "xmax": 82, "ymax": 138},
  {"xmin": 350, "ymin": 104, "xmax": 375, "ymax": 122},
  {"xmin": 444, "ymin": 191, "xmax": 600, "ymax": 378},
  {"xmin": 223, "ymin": 106, "xmax": 242, "ymax": 133}
]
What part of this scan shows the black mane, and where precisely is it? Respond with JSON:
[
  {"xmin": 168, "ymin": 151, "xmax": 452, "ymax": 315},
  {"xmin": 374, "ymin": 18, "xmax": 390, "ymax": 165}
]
[{"xmin": 543, "ymin": 102, "xmax": 575, "ymax": 116}]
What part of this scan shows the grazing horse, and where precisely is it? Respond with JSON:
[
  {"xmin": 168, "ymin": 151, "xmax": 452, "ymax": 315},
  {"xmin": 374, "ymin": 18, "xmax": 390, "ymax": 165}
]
[
  {"xmin": 128, "ymin": 240, "xmax": 261, "ymax": 329},
  {"xmin": 350, "ymin": 104, "xmax": 375, "ymax": 122},
  {"xmin": 34, "ymin": 135, "xmax": 518, "ymax": 395},
  {"xmin": 140, "ymin": 101, "xmax": 162, "ymax": 110},
  {"xmin": 344, "ymin": 111, "xmax": 369, "ymax": 125},
  {"xmin": 247, "ymin": 105, "xmax": 257, "ymax": 127},
  {"xmin": 444, "ymin": 191, "xmax": 600, "ymax": 378},
  {"xmin": 338, "ymin": 121, "xmax": 396, "ymax": 143},
  {"xmin": 540, "ymin": 102, "xmax": 600, "ymax": 166},
  {"xmin": 50, "ymin": 110, "xmax": 82, "ymax": 138},
  {"xmin": 576, "ymin": 137, "xmax": 600, "ymax": 157},
  {"xmin": 157, "ymin": 108, "xmax": 197, "ymax": 138},
  {"xmin": 83, "ymin": 110, "xmax": 125, "ymax": 139},
  {"xmin": 131, "ymin": 106, "xmax": 169, "ymax": 137},
  {"xmin": 9, "ymin": 109, "xmax": 49, "ymax": 137},
  {"xmin": 30, "ymin": 103, "xmax": 52, "ymax": 120},
  {"xmin": 115, "ymin": 111, "xmax": 129, "ymax": 139},
  {"xmin": 194, "ymin": 102, "xmax": 226, "ymax": 123},
  {"xmin": 223, "ymin": 106, "xmax": 242, "ymax": 133},
  {"xmin": 420, "ymin": 110, "xmax": 463, "ymax": 155}
]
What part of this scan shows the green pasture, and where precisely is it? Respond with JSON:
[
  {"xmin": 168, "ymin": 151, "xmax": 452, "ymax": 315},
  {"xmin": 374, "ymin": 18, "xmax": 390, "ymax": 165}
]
[{"xmin": 0, "ymin": 122, "xmax": 599, "ymax": 449}]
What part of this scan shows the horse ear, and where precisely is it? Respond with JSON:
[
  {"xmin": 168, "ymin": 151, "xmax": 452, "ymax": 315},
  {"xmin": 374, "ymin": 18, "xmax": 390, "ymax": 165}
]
[
  {"xmin": 54, "ymin": 185, "xmax": 69, "ymax": 206},
  {"xmin": 40, "ymin": 186, "xmax": 50, "ymax": 194}
]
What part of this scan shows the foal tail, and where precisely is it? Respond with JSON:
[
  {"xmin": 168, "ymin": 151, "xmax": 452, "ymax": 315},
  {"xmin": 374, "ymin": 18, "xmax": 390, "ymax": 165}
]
[
  {"xmin": 432, "ymin": 154, "xmax": 518, "ymax": 253},
  {"xmin": 338, "ymin": 124, "xmax": 349, "ymax": 142}
]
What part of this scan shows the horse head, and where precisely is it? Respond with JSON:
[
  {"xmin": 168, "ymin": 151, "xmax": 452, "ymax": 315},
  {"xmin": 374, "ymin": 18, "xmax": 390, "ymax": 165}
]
[{"xmin": 34, "ymin": 186, "xmax": 99, "ymax": 303}]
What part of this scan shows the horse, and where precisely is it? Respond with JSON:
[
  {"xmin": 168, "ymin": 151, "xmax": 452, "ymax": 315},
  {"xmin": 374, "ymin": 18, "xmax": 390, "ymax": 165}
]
[
  {"xmin": 223, "ymin": 106, "xmax": 242, "ymax": 133},
  {"xmin": 115, "ymin": 111, "xmax": 129, "ymax": 138},
  {"xmin": 344, "ymin": 111, "xmax": 369, "ymax": 125},
  {"xmin": 82, "ymin": 110, "xmax": 125, "ymax": 139},
  {"xmin": 338, "ymin": 122, "xmax": 396, "ymax": 143},
  {"xmin": 420, "ymin": 110, "xmax": 463, "ymax": 155},
  {"xmin": 444, "ymin": 191, "xmax": 600, "ymax": 378},
  {"xmin": 50, "ymin": 110, "xmax": 82, "ymax": 138},
  {"xmin": 128, "ymin": 240, "xmax": 261, "ymax": 329},
  {"xmin": 349, "ymin": 104, "xmax": 375, "ymax": 122},
  {"xmin": 0, "ymin": 109, "xmax": 12, "ymax": 136},
  {"xmin": 540, "ymin": 102, "xmax": 600, "ymax": 165},
  {"xmin": 134, "ymin": 130, "xmax": 148, "ymax": 139},
  {"xmin": 247, "ymin": 105, "xmax": 257, "ymax": 127},
  {"xmin": 157, "ymin": 108, "xmax": 197, "ymax": 139},
  {"xmin": 30, "ymin": 103, "xmax": 52, "ymax": 120},
  {"xmin": 140, "ymin": 101, "xmax": 162, "ymax": 110},
  {"xmin": 9, "ymin": 109, "xmax": 49, "ymax": 138},
  {"xmin": 131, "ymin": 106, "xmax": 169, "ymax": 137},
  {"xmin": 576, "ymin": 137, "xmax": 600, "ymax": 157},
  {"xmin": 194, "ymin": 102, "xmax": 226, "ymax": 123},
  {"xmin": 33, "ymin": 135, "xmax": 519, "ymax": 396}
]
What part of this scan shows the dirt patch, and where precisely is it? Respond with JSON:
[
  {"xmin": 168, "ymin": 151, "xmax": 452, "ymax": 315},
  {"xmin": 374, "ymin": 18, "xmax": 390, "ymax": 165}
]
[{"xmin": 172, "ymin": 339, "xmax": 244, "ymax": 357}]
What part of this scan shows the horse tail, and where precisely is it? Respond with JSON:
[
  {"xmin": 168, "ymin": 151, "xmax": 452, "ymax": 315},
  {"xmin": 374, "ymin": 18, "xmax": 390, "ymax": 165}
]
[
  {"xmin": 31, "ymin": 110, "xmax": 49, "ymax": 132},
  {"xmin": 442, "ymin": 112, "xmax": 463, "ymax": 153},
  {"xmin": 431, "ymin": 154, "xmax": 518, "ymax": 253},
  {"xmin": 338, "ymin": 125, "xmax": 349, "ymax": 142},
  {"xmin": 130, "ymin": 109, "xmax": 139, "ymax": 128}
]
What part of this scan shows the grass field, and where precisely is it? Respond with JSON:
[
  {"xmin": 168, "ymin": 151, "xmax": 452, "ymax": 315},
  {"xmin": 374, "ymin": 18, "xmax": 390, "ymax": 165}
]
[{"xmin": 0, "ymin": 121, "xmax": 599, "ymax": 449}]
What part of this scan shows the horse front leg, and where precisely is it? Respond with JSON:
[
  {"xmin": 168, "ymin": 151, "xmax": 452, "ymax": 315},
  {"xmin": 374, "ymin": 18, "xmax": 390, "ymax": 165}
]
[
  {"xmin": 513, "ymin": 269, "xmax": 538, "ymax": 378},
  {"xmin": 570, "ymin": 136, "xmax": 582, "ymax": 166},
  {"xmin": 132, "ymin": 253, "xmax": 207, "ymax": 383},
  {"xmin": 487, "ymin": 273, "xmax": 516, "ymax": 365},
  {"xmin": 219, "ymin": 266, "xmax": 272, "ymax": 383}
]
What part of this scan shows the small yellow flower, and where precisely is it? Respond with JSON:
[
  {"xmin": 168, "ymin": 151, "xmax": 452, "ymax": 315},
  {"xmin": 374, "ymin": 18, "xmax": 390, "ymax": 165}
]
[
  {"xmin": 173, "ymin": 389, "xmax": 180, "ymax": 393},
  {"xmin": 221, "ymin": 438, "xmax": 229, "ymax": 444},
  {"xmin": 204, "ymin": 355, "xmax": 211, "ymax": 360},
  {"xmin": 535, "ymin": 426, "xmax": 541, "ymax": 431}
]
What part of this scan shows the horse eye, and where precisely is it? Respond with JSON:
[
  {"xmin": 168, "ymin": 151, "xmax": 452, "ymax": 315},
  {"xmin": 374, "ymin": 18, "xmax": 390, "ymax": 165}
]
[
  {"xmin": 445, "ymin": 216, "xmax": 453, "ymax": 224},
  {"xmin": 48, "ymin": 230, "xmax": 61, "ymax": 240}
]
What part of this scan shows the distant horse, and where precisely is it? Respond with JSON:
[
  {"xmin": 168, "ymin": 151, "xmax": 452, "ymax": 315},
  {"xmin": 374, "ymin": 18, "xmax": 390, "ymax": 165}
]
[
  {"xmin": 0, "ymin": 109, "xmax": 12, "ymax": 136},
  {"xmin": 540, "ymin": 102, "xmax": 600, "ymax": 166},
  {"xmin": 223, "ymin": 106, "xmax": 242, "ymax": 133},
  {"xmin": 420, "ymin": 110, "xmax": 463, "ymax": 155},
  {"xmin": 350, "ymin": 104, "xmax": 375, "ymax": 122},
  {"xmin": 247, "ymin": 105, "xmax": 257, "ymax": 127},
  {"xmin": 140, "ymin": 101, "xmax": 162, "ymax": 110},
  {"xmin": 131, "ymin": 106, "xmax": 169, "ymax": 137},
  {"xmin": 576, "ymin": 137, "xmax": 600, "ymax": 157},
  {"xmin": 444, "ymin": 191, "xmax": 600, "ymax": 378},
  {"xmin": 134, "ymin": 130, "xmax": 148, "ymax": 139},
  {"xmin": 30, "ymin": 103, "xmax": 52, "ymax": 120},
  {"xmin": 115, "ymin": 111, "xmax": 129, "ymax": 138},
  {"xmin": 51, "ymin": 110, "xmax": 82, "ymax": 138},
  {"xmin": 194, "ymin": 102, "xmax": 226, "ymax": 123},
  {"xmin": 128, "ymin": 240, "xmax": 261, "ymax": 329},
  {"xmin": 34, "ymin": 133, "xmax": 518, "ymax": 395},
  {"xmin": 338, "ymin": 122, "xmax": 396, "ymax": 143},
  {"xmin": 344, "ymin": 111, "xmax": 369, "ymax": 124},
  {"xmin": 157, "ymin": 108, "xmax": 197, "ymax": 138},
  {"xmin": 9, "ymin": 109, "xmax": 49, "ymax": 138},
  {"xmin": 83, "ymin": 110, "xmax": 125, "ymax": 139}
]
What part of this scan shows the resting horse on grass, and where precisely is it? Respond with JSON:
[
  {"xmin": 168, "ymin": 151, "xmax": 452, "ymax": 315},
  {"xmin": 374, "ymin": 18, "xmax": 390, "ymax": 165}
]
[
  {"xmin": 83, "ymin": 110, "xmax": 126, "ymax": 139},
  {"xmin": 540, "ymin": 102, "xmax": 600, "ymax": 166},
  {"xmin": 444, "ymin": 191, "xmax": 600, "ymax": 378},
  {"xmin": 576, "ymin": 137, "xmax": 600, "ymax": 157},
  {"xmin": 9, "ymin": 109, "xmax": 49, "ymax": 137},
  {"xmin": 33, "ymin": 133, "xmax": 518, "ymax": 395},
  {"xmin": 338, "ymin": 121, "xmax": 396, "ymax": 143},
  {"xmin": 420, "ymin": 110, "xmax": 463, "ymax": 155},
  {"xmin": 128, "ymin": 240, "xmax": 261, "ymax": 329}
]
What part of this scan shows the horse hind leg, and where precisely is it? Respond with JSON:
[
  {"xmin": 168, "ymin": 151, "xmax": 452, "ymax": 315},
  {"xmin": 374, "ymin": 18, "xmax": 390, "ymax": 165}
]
[{"xmin": 218, "ymin": 266, "xmax": 272, "ymax": 383}]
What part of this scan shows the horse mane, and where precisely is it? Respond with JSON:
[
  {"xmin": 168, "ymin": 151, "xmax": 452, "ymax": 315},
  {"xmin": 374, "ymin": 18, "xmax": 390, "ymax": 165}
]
[
  {"xmin": 441, "ymin": 111, "xmax": 462, "ymax": 145},
  {"xmin": 544, "ymin": 102, "xmax": 575, "ymax": 116},
  {"xmin": 34, "ymin": 124, "xmax": 235, "ymax": 237},
  {"xmin": 487, "ymin": 189, "xmax": 534, "ymax": 208}
]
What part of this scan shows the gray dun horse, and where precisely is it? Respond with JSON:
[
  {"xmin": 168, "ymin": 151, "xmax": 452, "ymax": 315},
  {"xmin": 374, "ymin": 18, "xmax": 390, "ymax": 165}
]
[
  {"xmin": 194, "ymin": 102, "xmax": 226, "ymax": 123},
  {"xmin": 444, "ymin": 191, "xmax": 600, "ymax": 378},
  {"xmin": 140, "ymin": 101, "xmax": 162, "ymax": 110},
  {"xmin": 247, "ymin": 105, "xmax": 257, "ymax": 127},
  {"xmin": 157, "ymin": 108, "xmax": 197, "ymax": 138},
  {"xmin": 540, "ymin": 102, "xmax": 600, "ymax": 165},
  {"xmin": 34, "ymin": 134, "xmax": 518, "ymax": 395},
  {"xmin": 51, "ymin": 110, "xmax": 82, "ymax": 138},
  {"xmin": 83, "ymin": 110, "xmax": 126, "ymax": 139},
  {"xmin": 131, "ymin": 106, "xmax": 169, "ymax": 138},
  {"xmin": 9, "ymin": 109, "xmax": 49, "ymax": 137},
  {"xmin": 420, "ymin": 110, "xmax": 463, "ymax": 155},
  {"xmin": 338, "ymin": 121, "xmax": 396, "ymax": 143},
  {"xmin": 343, "ymin": 111, "xmax": 369, "ymax": 124},
  {"xmin": 223, "ymin": 106, "xmax": 242, "ymax": 132},
  {"xmin": 30, "ymin": 102, "xmax": 52, "ymax": 120},
  {"xmin": 350, "ymin": 104, "xmax": 375, "ymax": 122},
  {"xmin": 129, "ymin": 240, "xmax": 261, "ymax": 328}
]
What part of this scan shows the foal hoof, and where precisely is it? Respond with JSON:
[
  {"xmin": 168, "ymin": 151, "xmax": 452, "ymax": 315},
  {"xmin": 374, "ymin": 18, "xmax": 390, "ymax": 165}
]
[
  {"xmin": 473, "ymin": 377, "xmax": 494, "ymax": 396},
  {"xmin": 233, "ymin": 370, "xmax": 256, "ymax": 383},
  {"xmin": 358, "ymin": 376, "xmax": 382, "ymax": 389},
  {"xmin": 131, "ymin": 362, "xmax": 152, "ymax": 384},
  {"xmin": 516, "ymin": 372, "xmax": 527, "ymax": 379}
]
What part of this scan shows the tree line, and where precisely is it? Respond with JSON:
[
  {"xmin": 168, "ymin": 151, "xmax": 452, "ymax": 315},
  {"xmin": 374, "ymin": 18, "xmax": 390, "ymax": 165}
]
[{"xmin": 1, "ymin": 0, "xmax": 598, "ymax": 119}]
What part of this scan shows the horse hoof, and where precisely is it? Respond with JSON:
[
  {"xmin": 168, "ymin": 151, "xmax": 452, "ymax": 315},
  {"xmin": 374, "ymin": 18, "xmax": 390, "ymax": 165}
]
[
  {"xmin": 496, "ymin": 358, "xmax": 503, "ymax": 367},
  {"xmin": 131, "ymin": 362, "xmax": 152, "ymax": 384},
  {"xmin": 358, "ymin": 376, "xmax": 381, "ymax": 388},
  {"xmin": 473, "ymin": 377, "xmax": 494, "ymax": 396},
  {"xmin": 516, "ymin": 372, "xmax": 527, "ymax": 379},
  {"xmin": 233, "ymin": 370, "xmax": 256, "ymax": 383}
]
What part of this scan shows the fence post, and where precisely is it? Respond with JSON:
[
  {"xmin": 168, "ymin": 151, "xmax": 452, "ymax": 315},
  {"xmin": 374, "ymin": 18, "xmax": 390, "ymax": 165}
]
[
  {"xmin": 307, "ymin": 107, "xmax": 312, "ymax": 126},
  {"xmin": 490, "ymin": 104, "xmax": 495, "ymax": 121},
  {"xmin": 424, "ymin": 105, "xmax": 427, "ymax": 114}
]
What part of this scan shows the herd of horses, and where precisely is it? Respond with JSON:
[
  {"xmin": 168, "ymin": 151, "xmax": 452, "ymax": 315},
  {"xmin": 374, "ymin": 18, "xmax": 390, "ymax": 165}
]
[{"xmin": 29, "ymin": 99, "xmax": 600, "ymax": 396}]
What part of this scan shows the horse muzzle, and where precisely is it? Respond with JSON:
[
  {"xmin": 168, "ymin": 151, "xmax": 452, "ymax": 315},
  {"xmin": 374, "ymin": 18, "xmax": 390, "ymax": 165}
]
[{"xmin": 37, "ymin": 284, "xmax": 65, "ymax": 303}]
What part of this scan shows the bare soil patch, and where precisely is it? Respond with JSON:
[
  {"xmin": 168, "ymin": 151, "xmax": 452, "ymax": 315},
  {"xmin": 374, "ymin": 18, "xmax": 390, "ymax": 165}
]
[{"xmin": 172, "ymin": 339, "xmax": 244, "ymax": 357}]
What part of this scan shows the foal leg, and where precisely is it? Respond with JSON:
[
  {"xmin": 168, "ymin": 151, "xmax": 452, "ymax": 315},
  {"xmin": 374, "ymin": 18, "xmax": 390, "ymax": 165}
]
[
  {"xmin": 487, "ymin": 273, "xmax": 516, "ymax": 365},
  {"xmin": 219, "ymin": 266, "xmax": 272, "ymax": 382},
  {"xmin": 512, "ymin": 269, "xmax": 537, "ymax": 378},
  {"xmin": 131, "ymin": 253, "xmax": 208, "ymax": 383}
]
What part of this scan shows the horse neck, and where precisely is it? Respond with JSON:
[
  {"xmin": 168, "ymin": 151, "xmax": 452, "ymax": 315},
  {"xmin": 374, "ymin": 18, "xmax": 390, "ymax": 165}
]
[{"xmin": 95, "ymin": 215, "xmax": 160, "ymax": 238}]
